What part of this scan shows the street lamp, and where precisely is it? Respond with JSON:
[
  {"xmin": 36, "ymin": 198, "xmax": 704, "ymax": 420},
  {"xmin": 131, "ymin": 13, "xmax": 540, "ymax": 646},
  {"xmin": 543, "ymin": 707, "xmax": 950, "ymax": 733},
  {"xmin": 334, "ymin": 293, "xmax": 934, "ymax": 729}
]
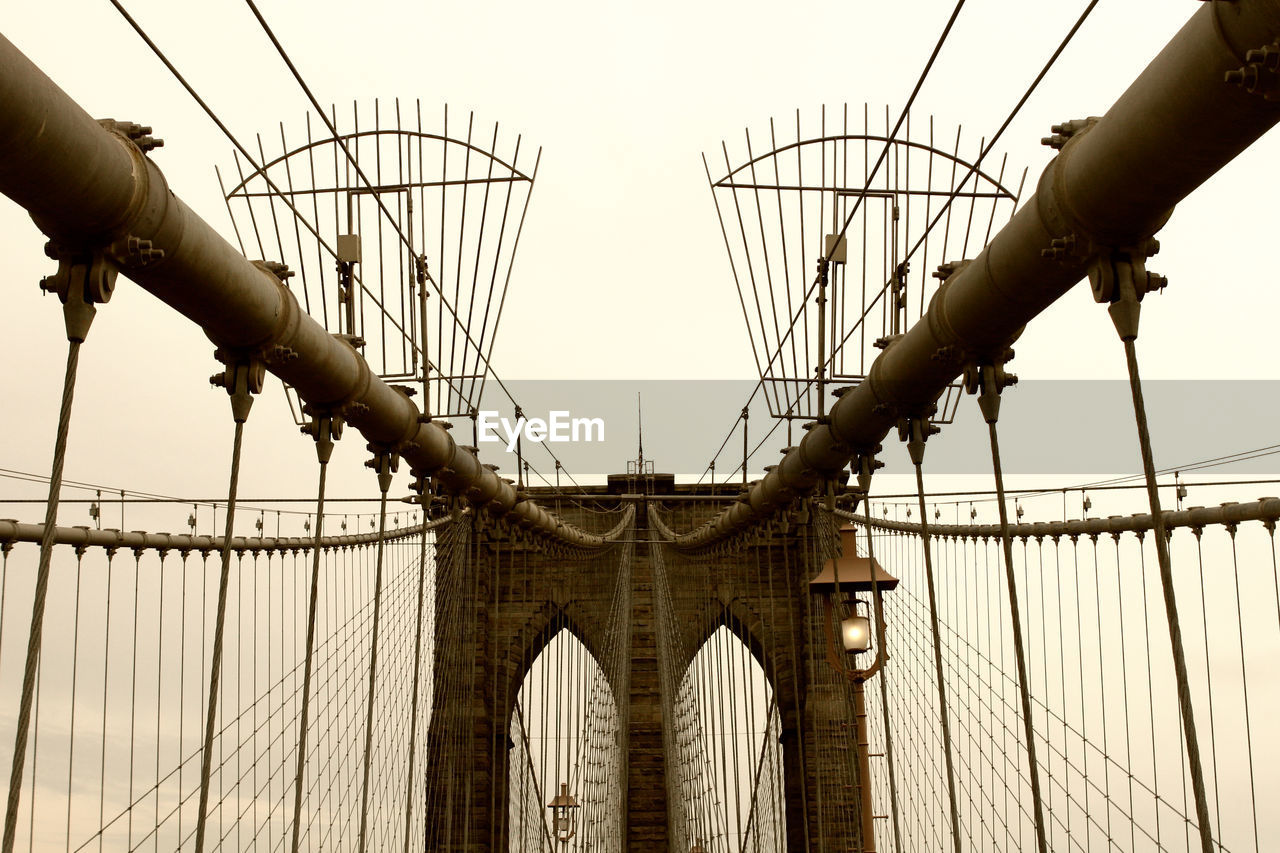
[
  {"xmin": 808, "ymin": 524, "xmax": 898, "ymax": 677},
  {"xmin": 546, "ymin": 782, "xmax": 580, "ymax": 843},
  {"xmin": 809, "ymin": 523, "xmax": 899, "ymax": 853}
]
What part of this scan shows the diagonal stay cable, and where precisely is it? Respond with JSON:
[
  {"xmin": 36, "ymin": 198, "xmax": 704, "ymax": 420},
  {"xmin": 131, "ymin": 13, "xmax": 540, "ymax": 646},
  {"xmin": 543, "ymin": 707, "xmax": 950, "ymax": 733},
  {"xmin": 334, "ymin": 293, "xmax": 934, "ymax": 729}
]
[
  {"xmin": 241, "ymin": 0, "xmax": 515, "ymax": 399},
  {"xmin": 108, "ymin": 1, "xmax": 517, "ymax": 422},
  {"xmin": 699, "ymin": 0, "xmax": 1102, "ymax": 483},
  {"xmin": 103, "ymin": 0, "xmax": 478, "ymax": 410},
  {"xmin": 108, "ymin": 1, "xmax": 594, "ymax": 489},
  {"xmin": 695, "ymin": 0, "xmax": 970, "ymax": 481},
  {"xmin": 822, "ymin": 0, "xmax": 1102, "ymax": 369}
]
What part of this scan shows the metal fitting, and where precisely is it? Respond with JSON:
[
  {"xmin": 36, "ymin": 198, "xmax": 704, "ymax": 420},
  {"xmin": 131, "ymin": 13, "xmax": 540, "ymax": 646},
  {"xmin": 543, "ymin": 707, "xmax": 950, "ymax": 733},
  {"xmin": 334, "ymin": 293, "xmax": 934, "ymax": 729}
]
[
  {"xmin": 873, "ymin": 333, "xmax": 903, "ymax": 351},
  {"xmin": 1040, "ymin": 117, "xmax": 1100, "ymax": 150},
  {"xmin": 897, "ymin": 415, "xmax": 940, "ymax": 466},
  {"xmin": 97, "ymin": 119, "xmax": 164, "ymax": 154},
  {"xmin": 114, "ymin": 234, "xmax": 165, "ymax": 267},
  {"xmin": 265, "ymin": 344, "xmax": 300, "ymax": 365},
  {"xmin": 962, "ymin": 352, "xmax": 1018, "ymax": 424},
  {"xmin": 209, "ymin": 350, "xmax": 265, "ymax": 424},
  {"xmin": 1089, "ymin": 246, "xmax": 1167, "ymax": 342},
  {"xmin": 365, "ymin": 446, "xmax": 401, "ymax": 494},
  {"xmin": 1088, "ymin": 242, "xmax": 1164, "ymax": 305},
  {"xmin": 301, "ymin": 413, "xmax": 344, "ymax": 464},
  {"xmin": 852, "ymin": 451, "xmax": 884, "ymax": 494},
  {"xmin": 39, "ymin": 244, "xmax": 118, "ymax": 342},
  {"xmin": 932, "ymin": 260, "xmax": 970, "ymax": 282},
  {"xmin": 1040, "ymin": 233, "xmax": 1083, "ymax": 264},
  {"xmin": 334, "ymin": 332, "xmax": 366, "ymax": 350},
  {"xmin": 1225, "ymin": 40, "xmax": 1280, "ymax": 101},
  {"xmin": 253, "ymin": 260, "xmax": 295, "ymax": 283}
]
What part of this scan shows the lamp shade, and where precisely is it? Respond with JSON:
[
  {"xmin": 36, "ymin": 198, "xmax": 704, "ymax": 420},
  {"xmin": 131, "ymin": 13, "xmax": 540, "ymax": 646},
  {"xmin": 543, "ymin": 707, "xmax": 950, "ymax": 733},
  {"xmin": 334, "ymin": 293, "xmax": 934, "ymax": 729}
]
[
  {"xmin": 809, "ymin": 555, "xmax": 898, "ymax": 595},
  {"xmin": 808, "ymin": 525, "xmax": 899, "ymax": 594}
]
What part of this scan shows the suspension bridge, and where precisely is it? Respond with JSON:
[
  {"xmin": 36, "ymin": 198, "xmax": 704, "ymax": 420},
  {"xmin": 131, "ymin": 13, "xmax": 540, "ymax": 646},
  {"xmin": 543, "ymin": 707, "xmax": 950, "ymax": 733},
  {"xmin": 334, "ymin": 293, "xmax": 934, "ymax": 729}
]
[{"xmin": 1, "ymin": 0, "xmax": 1279, "ymax": 851}]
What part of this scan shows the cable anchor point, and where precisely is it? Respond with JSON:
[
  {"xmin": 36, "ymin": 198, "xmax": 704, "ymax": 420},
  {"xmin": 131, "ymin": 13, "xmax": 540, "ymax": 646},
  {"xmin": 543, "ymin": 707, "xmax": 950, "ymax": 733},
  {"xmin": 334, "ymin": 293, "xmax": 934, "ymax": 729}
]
[
  {"xmin": 1088, "ymin": 242, "xmax": 1165, "ymax": 342},
  {"xmin": 39, "ymin": 244, "xmax": 118, "ymax": 343},
  {"xmin": 209, "ymin": 350, "xmax": 265, "ymax": 424},
  {"xmin": 962, "ymin": 350, "xmax": 1018, "ymax": 425},
  {"xmin": 897, "ymin": 412, "xmax": 940, "ymax": 466},
  {"xmin": 365, "ymin": 446, "xmax": 401, "ymax": 495},
  {"xmin": 300, "ymin": 409, "xmax": 344, "ymax": 464}
]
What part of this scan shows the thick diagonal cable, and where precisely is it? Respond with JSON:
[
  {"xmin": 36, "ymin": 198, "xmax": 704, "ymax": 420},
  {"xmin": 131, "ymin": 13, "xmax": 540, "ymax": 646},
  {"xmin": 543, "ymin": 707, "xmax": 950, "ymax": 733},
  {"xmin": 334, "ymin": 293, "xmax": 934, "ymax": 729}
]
[
  {"xmin": 975, "ymin": 372, "xmax": 1049, "ymax": 853},
  {"xmin": 698, "ymin": 0, "xmax": 1099, "ymax": 485},
  {"xmin": 356, "ymin": 455, "xmax": 393, "ymax": 853},
  {"xmin": 818, "ymin": 0, "xmax": 967, "ymax": 282},
  {"xmin": 1, "ymin": 337, "xmax": 84, "ymax": 853},
  {"xmin": 822, "ymin": 0, "xmax": 1101, "ymax": 380},
  {"xmin": 289, "ymin": 424, "xmax": 335, "ymax": 853},
  {"xmin": 907, "ymin": 424, "xmax": 962, "ymax": 853},
  {"xmin": 61, "ymin": 9, "xmax": 595, "ymax": 535},
  {"xmin": 106, "ymin": 0, "xmax": 478, "ymax": 408},
  {"xmin": 191, "ymin": 415, "xmax": 249, "ymax": 853},
  {"xmin": 698, "ymin": 0, "xmax": 968, "ymax": 478},
  {"xmin": 240, "ymin": 0, "xmax": 517, "ymax": 388}
]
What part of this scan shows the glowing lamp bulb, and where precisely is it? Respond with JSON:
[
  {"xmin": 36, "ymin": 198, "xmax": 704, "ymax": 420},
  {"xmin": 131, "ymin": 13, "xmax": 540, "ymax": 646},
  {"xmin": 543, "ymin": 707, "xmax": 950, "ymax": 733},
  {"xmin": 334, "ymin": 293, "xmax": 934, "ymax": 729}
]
[{"xmin": 841, "ymin": 614, "xmax": 872, "ymax": 653}]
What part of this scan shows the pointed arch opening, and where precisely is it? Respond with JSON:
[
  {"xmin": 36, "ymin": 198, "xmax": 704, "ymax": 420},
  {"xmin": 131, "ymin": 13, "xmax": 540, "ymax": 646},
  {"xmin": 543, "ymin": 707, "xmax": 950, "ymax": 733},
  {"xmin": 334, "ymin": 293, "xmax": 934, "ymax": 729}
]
[
  {"xmin": 508, "ymin": 625, "xmax": 623, "ymax": 852},
  {"xmin": 672, "ymin": 623, "xmax": 786, "ymax": 852}
]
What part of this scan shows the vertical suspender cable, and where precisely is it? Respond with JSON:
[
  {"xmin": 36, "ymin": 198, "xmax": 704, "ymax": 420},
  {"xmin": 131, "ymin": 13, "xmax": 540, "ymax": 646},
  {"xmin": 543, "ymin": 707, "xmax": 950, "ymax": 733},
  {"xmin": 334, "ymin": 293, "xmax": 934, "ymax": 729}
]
[
  {"xmin": 1105, "ymin": 266, "xmax": 1214, "ymax": 853},
  {"xmin": 905, "ymin": 419, "xmax": 962, "ymax": 853},
  {"xmin": 974, "ymin": 366, "xmax": 1048, "ymax": 853},
  {"xmin": 1, "ymin": 340, "xmax": 81, "ymax": 853},
  {"xmin": 402, "ymin": 494, "xmax": 434, "ymax": 853},
  {"xmin": 290, "ymin": 416, "xmax": 337, "ymax": 853},
  {"xmin": 192, "ymin": 420, "xmax": 245, "ymax": 853},
  {"xmin": 357, "ymin": 452, "xmax": 394, "ymax": 852},
  {"xmin": 194, "ymin": 357, "xmax": 258, "ymax": 853},
  {"xmin": 860, "ymin": 490, "xmax": 904, "ymax": 853},
  {"xmin": 2, "ymin": 274, "xmax": 101, "ymax": 853}
]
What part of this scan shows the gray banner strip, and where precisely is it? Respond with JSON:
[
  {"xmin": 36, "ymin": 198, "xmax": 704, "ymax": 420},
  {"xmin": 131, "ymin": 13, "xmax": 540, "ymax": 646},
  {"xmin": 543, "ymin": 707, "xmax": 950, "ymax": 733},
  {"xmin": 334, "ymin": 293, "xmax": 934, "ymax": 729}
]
[{"xmin": 443, "ymin": 380, "xmax": 1280, "ymax": 477}]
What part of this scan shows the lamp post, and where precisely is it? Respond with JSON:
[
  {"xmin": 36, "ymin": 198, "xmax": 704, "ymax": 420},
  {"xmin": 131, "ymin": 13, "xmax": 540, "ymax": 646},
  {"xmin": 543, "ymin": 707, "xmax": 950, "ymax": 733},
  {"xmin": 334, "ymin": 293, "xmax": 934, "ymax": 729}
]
[
  {"xmin": 546, "ymin": 782, "xmax": 580, "ymax": 844},
  {"xmin": 809, "ymin": 524, "xmax": 899, "ymax": 853}
]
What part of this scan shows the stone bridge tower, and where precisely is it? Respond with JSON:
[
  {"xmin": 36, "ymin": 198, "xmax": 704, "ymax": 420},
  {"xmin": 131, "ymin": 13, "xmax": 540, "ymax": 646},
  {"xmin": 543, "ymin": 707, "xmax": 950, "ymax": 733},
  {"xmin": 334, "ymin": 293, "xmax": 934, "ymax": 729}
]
[{"xmin": 421, "ymin": 475, "xmax": 868, "ymax": 852}]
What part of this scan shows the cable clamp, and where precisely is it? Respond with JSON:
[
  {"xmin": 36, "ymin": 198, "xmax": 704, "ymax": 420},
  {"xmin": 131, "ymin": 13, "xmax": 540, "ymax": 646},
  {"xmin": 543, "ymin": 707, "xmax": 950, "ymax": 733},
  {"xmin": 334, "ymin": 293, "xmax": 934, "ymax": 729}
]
[
  {"xmin": 39, "ymin": 243, "xmax": 119, "ymax": 343},
  {"xmin": 300, "ymin": 409, "xmax": 344, "ymax": 463},
  {"xmin": 1089, "ymin": 243, "xmax": 1166, "ymax": 342},
  {"xmin": 210, "ymin": 349, "xmax": 266, "ymax": 424}
]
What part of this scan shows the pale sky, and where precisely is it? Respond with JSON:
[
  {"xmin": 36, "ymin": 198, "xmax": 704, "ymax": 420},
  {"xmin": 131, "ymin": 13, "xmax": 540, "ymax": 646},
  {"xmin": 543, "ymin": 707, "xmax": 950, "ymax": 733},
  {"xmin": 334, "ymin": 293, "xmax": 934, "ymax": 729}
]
[{"xmin": 1, "ymin": 7, "xmax": 1278, "ymax": 849}]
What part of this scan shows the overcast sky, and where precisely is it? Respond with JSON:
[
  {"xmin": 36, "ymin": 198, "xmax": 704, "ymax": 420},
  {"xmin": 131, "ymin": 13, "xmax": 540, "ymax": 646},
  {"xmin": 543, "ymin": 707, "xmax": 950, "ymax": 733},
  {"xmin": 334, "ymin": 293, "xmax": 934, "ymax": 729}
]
[{"xmin": 2, "ymin": 0, "xmax": 1278, "ymax": 525}]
